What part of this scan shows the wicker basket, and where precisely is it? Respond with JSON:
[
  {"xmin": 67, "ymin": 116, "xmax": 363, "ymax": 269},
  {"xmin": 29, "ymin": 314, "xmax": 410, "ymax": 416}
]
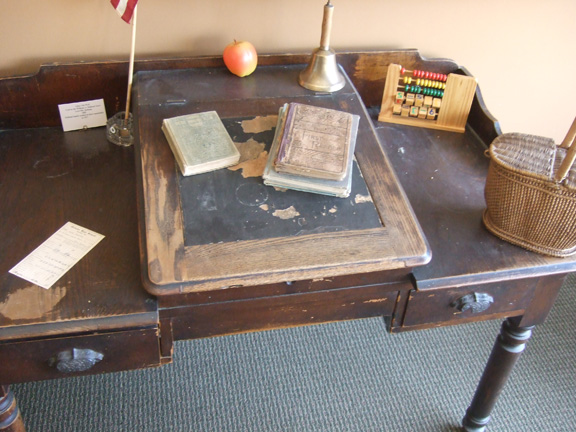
[{"xmin": 483, "ymin": 117, "xmax": 576, "ymax": 257}]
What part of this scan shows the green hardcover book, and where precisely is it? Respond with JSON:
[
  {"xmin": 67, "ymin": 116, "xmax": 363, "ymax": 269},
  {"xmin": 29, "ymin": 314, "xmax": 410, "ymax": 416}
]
[{"xmin": 161, "ymin": 111, "xmax": 240, "ymax": 176}]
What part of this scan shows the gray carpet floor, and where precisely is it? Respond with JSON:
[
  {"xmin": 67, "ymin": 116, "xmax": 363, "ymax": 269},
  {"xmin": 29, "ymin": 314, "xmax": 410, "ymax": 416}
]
[{"xmin": 13, "ymin": 273, "xmax": 575, "ymax": 432}]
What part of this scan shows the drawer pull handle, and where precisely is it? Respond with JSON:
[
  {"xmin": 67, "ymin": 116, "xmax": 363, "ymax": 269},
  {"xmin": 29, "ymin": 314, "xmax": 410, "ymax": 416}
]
[
  {"xmin": 49, "ymin": 348, "xmax": 104, "ymax": 373},
  {"xmin": 451, "ymin": 293, "xmax": 494, "ymax": 314}
]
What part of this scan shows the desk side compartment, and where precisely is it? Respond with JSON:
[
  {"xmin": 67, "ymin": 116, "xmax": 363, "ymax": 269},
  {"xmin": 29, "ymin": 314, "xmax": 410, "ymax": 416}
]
[
  {"xmin": 0, "ymin": 126, "xmax": 164, "ymax": 384},
  {"xmin": 392, "ymin": 273, "xmax": 568, "ymax": 332},
  {"xmin": 395, "ymin": 279, "xmax": 536, "ymax": 332},
  {"xmin": 0, "ymin": 327, "xmax": 161, "ymax": 384}
]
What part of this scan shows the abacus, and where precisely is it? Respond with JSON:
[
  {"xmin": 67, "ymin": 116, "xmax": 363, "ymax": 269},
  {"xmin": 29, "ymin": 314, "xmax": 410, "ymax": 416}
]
[{"xmin": 378, "ymin": 64, "xmax": 477, "ymax": 133}]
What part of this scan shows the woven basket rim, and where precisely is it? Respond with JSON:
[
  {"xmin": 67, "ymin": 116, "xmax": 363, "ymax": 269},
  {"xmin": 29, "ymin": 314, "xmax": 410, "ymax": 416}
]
[
  {"xmin": 489, "ymin": 132, "xmax": 576, "ymax": 190},
  {"xmin": 490, "ymin": 159, "xmax": 576, "ymax": 197},
  {"xmin": 488, "ymin": 153, "xmax": 551, "ymax": 181}
]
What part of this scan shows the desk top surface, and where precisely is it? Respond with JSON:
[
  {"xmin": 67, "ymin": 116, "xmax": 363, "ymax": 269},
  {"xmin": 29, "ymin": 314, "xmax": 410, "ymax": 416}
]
[
  {"xmin": 371, "ymin": 111, "xmax": 576, "ymax": 289},
  {"xmin": 3, "ymin": 53, "xmax": 576, "ymax": 339},
  {"xmin": 135, "ymin": 65, "xmax": 430, "ymax": 294},
  {"xmin": 0, "ymin": 128, "xmax": 156, "ymax": 340}
]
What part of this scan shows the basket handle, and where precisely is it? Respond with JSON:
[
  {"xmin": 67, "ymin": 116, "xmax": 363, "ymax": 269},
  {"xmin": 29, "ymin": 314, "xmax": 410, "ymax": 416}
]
[
  {"xmin": 560, "ymin": 116, "xmax": 576, "ymax": 148},
  {"xmin": 554, "ymin": 116, "xmax": 576, "ymax": 182}
]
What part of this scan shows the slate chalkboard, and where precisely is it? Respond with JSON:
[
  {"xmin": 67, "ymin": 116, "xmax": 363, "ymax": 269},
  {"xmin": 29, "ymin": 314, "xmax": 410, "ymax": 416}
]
[{"xmin": 178, "ymin": 116, "xmax": 383, "ymax": 246}]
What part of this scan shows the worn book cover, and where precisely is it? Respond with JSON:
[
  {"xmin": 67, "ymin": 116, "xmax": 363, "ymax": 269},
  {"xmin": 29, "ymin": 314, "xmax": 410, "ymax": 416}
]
[
  {"xmin": 162, "ymin": 111, "xmax": 240, "ymax": 176},
  {"xmin": 275, "ymin": 103, "xmax": 359, "ymax": 181},
  {"xmin": 263, "ymin": 105, "xmax": 355, "ymax": 198}
]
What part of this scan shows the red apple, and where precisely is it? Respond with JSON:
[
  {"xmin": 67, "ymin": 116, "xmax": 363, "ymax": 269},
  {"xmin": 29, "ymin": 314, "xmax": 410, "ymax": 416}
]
[{"xmin": 223, "ymin": 40, "xmax": 258, "ymax": 77}]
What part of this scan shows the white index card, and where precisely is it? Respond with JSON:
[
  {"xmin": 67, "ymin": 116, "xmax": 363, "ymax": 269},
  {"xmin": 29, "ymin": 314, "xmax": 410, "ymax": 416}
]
[
  {"xmin": 9, "ymin": 222, "xmax": 105, "ymax": 289},
  {"xmin": 58, "ymin": 98, "xmax": 108, "ymax": 132}
]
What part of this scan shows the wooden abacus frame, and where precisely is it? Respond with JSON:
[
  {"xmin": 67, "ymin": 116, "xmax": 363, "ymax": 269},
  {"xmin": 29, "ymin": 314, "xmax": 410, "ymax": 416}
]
[{"xmin": 378, "ymin": 63, "xmax": 477, "ymax": 133}]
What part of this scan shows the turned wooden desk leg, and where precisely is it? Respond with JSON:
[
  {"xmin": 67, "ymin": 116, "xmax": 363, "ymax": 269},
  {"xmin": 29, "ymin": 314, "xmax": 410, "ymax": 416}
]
[
  {"xmin": 0, "ymin": 386, "xmax": 25, "ymax": 432},
  {"xmin": 462, "ymin": 317, "xmax": 534, "ymax": 432}
]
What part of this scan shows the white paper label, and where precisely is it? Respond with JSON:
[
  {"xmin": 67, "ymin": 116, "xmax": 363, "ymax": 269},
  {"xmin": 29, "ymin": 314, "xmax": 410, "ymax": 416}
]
[
  {"xmin": 58, "ymin": 99, "xmax": 108, "ymax": 132},
  {"xmin": 9, "ymin": 222, "xmax": 105, "ymax": 289}
]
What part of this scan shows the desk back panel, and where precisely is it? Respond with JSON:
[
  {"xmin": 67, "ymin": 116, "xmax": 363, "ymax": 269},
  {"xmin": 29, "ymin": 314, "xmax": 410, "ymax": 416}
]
[{"xmin": 1, "ymin": 50, "xmax": 500, "ymax": 143}]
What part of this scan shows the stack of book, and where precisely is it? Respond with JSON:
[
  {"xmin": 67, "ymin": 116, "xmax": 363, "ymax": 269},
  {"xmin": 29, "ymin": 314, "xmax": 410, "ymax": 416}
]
[{"xmin": 263, "ymin": 103, "xmax": 359, "ymax": 198}]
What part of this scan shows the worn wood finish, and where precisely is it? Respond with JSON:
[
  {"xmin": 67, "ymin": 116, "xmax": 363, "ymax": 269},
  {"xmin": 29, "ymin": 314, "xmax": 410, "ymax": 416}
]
[
  {"xmin": 0, "ymin": 50, "xmax": 498, "ymax": 144},
  {"xmin": 135, "ymin": 65, "xmax": 430, "ymax": 294},
  {"xmin": 516, "ymin": 273, "xmax": 566, "ymax": 327},
  {"xmin": 400, "ymin": 278, "xmax": 539, "ymax": 330},
  {"xmin": 157, "ymin": 268, "xmax": 411, "ymax": 308},
  {"xmin": 159, "ymin": 270, "xmax": 412, "ymax": 339},
  {"xmin": 370, "ymin": 76, "xmax": 575, "ymax": 429},
  {"xmin": 167, "ymin": 282, "xmax": 405, "ymax": 340},
  {"xmin": 177, "ymin": 117, "xmax": 381, "ymax": 245},
  {"xmin": 0, "ymin": 328, "xmax": 161, "ymax": 385},
  {"xmin": 0, "ymin": 128, "xmax": 157, "ymax": 341},
  {"xmin": 0, "ymin": 51, "xmax": 573, "ymax": 432},
  {"xmin": 372, "ymin": 113, "xmax": 576, "ymax": 291},
  {"xmin": 372, "ymin": 108, "xmax": 576, "ymax": 333}
]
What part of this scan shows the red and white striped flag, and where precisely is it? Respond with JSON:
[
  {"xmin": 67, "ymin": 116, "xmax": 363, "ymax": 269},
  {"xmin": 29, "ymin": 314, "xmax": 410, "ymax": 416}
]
[{"xmin": 111, "ymin": 0, "xmax": 138, "ymax": 24}]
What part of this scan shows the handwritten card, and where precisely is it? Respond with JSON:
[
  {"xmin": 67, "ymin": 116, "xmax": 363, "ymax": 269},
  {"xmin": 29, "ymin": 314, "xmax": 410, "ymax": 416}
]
[
  {"xmin": 9, "ymin": 222, "xmax": 105, "ymax": 289},
  {"xmin": 58, "ymin": 99, "xmax": 108, "ymax": 132}
]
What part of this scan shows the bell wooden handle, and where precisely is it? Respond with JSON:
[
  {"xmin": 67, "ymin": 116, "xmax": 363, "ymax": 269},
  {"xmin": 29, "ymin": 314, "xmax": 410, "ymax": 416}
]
[{"xmin": 320, "ymin": 1, "xmax": 334, "ymax": 50}]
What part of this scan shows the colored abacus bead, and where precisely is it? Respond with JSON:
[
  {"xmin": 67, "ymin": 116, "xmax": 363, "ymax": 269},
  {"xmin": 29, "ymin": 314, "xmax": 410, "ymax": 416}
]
[
  {"xmin": 406, "ymin": 85, "xmax": 421, "ymax": 94},
  {"xmin": 423, "ymin": 88, "xmax": 443, "ymax": 97},
  {"xmin": 398, "ymin": 65, "xmax": 449, "ymax": 82}
]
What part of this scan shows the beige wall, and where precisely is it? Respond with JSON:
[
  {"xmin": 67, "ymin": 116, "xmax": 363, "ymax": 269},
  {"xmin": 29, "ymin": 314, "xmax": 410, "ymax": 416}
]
[{"xmin": 2, "ymin": 0, "xmax": 575, "ymax": 142}]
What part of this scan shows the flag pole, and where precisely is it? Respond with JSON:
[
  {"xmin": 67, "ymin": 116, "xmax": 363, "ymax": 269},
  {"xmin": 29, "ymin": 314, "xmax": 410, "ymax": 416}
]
[{"xmin": 124, "ymin": 4, "xmax": 138, "ymax": 122}]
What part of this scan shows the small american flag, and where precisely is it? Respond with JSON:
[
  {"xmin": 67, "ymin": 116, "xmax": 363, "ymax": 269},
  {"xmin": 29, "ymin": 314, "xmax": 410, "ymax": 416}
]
[{"xmin": 111, "ymin": 0, "xmax": 138, "ymax": 24}]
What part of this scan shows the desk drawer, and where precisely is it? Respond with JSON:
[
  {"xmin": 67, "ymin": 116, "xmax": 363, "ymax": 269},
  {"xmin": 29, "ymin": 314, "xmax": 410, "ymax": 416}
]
[
  {"xmin": 0, "ymin": 327, "xmax": 161, "ymax": 384},
  {"xmin": 166, "ymin": 282, "xmax": 407, "ymax": 340},
  {"xmin": 400, "ymin": 279, "xmax": 538, "ymax": 330}
]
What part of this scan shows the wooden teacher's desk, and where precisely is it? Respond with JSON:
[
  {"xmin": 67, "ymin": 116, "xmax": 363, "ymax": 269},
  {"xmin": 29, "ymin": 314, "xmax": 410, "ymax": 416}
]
[{"xmin": 1, "ymin": 51, "xmax": 575, "ymax": 432}]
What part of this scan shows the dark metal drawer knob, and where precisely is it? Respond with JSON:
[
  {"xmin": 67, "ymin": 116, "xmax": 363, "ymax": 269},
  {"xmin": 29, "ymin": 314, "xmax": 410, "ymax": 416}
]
[
  {"xmin": 49, "ymin": 348, "xmax": 104, "ymax": 373},
  {"xmin": 451, "ymin": 292, "xmax": 494, "ymax": 314}
]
